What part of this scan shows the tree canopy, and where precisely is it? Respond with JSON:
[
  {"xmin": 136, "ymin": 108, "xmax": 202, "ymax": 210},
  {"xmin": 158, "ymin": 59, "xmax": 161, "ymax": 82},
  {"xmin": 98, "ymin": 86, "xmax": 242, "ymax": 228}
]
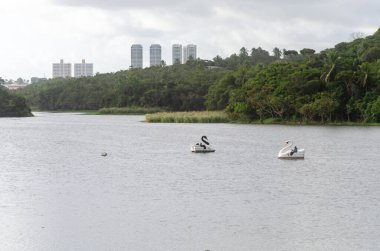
[{"xmin": 0, "ymin": 88, "xmax": 33, "ymax": 117}]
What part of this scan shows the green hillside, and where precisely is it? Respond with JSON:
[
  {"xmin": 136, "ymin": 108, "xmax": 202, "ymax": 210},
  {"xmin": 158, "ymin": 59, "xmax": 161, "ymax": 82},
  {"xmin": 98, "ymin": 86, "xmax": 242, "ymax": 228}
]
[{"xmin": 16, "ymin": 28, "xmax": 380, "ymax": 123}]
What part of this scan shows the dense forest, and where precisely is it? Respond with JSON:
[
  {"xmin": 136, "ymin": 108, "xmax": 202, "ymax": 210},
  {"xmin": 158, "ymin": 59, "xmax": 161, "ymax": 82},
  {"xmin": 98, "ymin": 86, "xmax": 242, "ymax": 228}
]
[
  {"xmin": 0, "ymin": 85, "xmax": 32, "ymax": 117},
  {"xmin": 16, "ymin": 28, "xmax": 380, "ymax": 122},
  {"xmin": 16, "ymin": 62, "xmax": 225, "ymax": 112}
]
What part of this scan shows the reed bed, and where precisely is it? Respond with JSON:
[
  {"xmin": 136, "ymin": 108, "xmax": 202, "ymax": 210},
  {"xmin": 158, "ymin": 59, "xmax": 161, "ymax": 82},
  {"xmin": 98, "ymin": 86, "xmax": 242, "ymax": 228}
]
[
  {"xmin": 98, "ymin": 107, "xmax": 165, "ymax": 115},
  {"xmin": 145, "ymin": 111, "xmax": 230, "ymax": 123}
]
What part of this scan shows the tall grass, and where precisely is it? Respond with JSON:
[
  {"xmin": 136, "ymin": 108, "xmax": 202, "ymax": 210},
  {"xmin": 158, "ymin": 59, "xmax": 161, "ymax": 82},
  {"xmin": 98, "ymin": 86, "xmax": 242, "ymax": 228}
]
[
  {"xmin": 98, "ymin": 107, "xmax": 165, "ymax": 115},
  {"xmin": 145, "ymin": 111, "xmax": 230, "ymax": 123}
]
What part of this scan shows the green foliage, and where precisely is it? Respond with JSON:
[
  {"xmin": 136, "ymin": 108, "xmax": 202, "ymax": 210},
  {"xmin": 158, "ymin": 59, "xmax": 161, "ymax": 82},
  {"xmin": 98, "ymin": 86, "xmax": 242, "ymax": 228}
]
[
  {"xmin": 17, "ymin": 62, "xmax": 226, "ymax": 112},
  {"xmin": 300, "ymin": 48, "xmax": 316, "ymax": 56},
  {"xmin": 364, "ymin": 96, "xmax": 380, "ymax": 122},
  {"xmin": 213, "ymin": 47, "xmax": 276, "ymax": 69},
  {"xmin": 205, "ymin": 73, "xmax": 235, "ymax": 110},
  {"xmin": 0, "ymin": 88, "xmax": 32, "ymax": 117},
  {"xmin": 361, "ymin": 47, "xmax": 380, "ymax": 62},
  {"xmin": 206, "ymin": 28, "xmax": 380, "ymax": 123}
]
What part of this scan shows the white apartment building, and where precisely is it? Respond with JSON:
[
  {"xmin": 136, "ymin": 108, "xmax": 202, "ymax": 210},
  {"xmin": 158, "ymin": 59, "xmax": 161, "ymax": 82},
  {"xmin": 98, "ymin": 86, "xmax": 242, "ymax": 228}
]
[
  {"xmin": 52, "ymin": 59, "xmax": 71, "ymax": 78},
  {"xmin": 74, "ymin": 59, "xmax": 93, "ymax": 77},
  {"xmin": 150, "ymin": 44, "xmax": 162, "ymax": 67},
  {"xmin": 131, "ymin": 44, "xmax": 143, "ymax": 68},
  {"xmin": 183, "ymin": 44, "xmax": 197, "ymax": 63},
  {"xmin": 172, "ymin": 44, "xmax": 182, "ymax": 64}
]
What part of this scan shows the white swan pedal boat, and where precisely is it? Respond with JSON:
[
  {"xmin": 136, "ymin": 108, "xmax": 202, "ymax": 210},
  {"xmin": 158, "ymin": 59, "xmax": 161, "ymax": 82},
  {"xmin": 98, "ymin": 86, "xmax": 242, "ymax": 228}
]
[
  {"xmin": 278, "ymin": 141, "xmax": 305, "ymax": 159},
  {"xmin": 191, "ymin": 136, "xmax": 215, "ymax": 153}
]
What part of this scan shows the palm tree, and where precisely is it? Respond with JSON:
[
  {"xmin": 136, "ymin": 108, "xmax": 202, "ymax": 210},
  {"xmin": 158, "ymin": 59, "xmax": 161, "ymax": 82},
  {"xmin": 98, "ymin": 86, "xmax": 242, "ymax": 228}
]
[
  {"xmin": 358, "ymin": 62, "xmax": 370, "ymax": 90},
  {"xmin": 321, "ymin": 51, "xmax": 340, "ymax": 83}
]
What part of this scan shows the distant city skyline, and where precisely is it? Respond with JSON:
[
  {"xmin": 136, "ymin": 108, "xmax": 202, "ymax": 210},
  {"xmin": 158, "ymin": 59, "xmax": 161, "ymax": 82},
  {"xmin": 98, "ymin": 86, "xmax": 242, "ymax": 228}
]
[
  {"xmin": 131, "ymin": 43, "xmax": 197, "ymax": 69},
  {"xmin": 0, "ymin": 0, "xmax": 378, "ymax": 80}
]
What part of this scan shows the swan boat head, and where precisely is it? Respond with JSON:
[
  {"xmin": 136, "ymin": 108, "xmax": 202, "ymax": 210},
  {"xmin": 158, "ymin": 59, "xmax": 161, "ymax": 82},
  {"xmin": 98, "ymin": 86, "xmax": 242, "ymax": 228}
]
[
  {"xmin": 278, "ymin": 140, "xmax": 305, "ymax": 159},
  {"xmin": 201, "ymin": 136, "xmax": 210, "ymax": 145}
]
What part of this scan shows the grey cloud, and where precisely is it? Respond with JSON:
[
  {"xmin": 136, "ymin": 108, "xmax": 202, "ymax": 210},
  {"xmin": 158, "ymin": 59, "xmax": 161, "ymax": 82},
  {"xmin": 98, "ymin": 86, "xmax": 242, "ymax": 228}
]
[
  {"xmin": 54, "ymin": 0, "xmax": 380, "ymax": 27},
  {"xmin": 52, "ymin": 0, "xmax": 379, "ymax": 65},
  {"xmin": 54, "ymin": 0, "xmax": 212, "ymax": 11}
]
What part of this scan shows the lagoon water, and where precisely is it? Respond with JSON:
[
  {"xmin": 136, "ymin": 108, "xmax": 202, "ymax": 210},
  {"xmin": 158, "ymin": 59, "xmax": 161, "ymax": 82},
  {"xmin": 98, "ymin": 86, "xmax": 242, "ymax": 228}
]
[{"xmin": 1, "ymin": 112, "xmax": 380, "ymax": 251}]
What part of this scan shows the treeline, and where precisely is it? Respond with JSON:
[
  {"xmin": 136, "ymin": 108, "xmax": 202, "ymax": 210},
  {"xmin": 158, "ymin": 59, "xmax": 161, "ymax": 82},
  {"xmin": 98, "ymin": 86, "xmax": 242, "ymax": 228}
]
[
  {"xmin": 209, "ymin": 29, "xmax": 380, "ymax": 122},
  {"xmin": 16, "ymin": 28, "xmax": 380, "ymax": 122},
  {"xmin": 0, "ymin": 86, "xmax": 32, "ymax": 117},
  {"xmin": 16, "ymin": 62, "xmax": 225, "ymax": 111}
]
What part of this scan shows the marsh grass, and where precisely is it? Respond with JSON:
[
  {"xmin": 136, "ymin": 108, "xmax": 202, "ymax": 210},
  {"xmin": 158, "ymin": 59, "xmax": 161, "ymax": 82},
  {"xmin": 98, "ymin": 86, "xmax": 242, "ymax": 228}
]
[{"xmin": 145, "ymin": 111, "xmax": 230, "ymax": 123}]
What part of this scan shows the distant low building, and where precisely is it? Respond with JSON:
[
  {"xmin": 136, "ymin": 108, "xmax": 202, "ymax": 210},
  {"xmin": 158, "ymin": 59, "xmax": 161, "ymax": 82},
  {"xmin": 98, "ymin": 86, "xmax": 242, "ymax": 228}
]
[
  {"xmin": 52, "ymin": 59, "xmax": 71, "ymax": 78},
  {"xmin": 206, "ymin": 66, "xmax": 223, "ymax": 70},
  {"xmin": 31, "ymin": 77, "xmax": 47, "ymax": 84},
  {"xmin": 74, "ymin": 59, "xmax": 93, "ymax": 77},
  {"xmin": 4, "ymin": 82, "xmax": 30, "ymax": 90}
]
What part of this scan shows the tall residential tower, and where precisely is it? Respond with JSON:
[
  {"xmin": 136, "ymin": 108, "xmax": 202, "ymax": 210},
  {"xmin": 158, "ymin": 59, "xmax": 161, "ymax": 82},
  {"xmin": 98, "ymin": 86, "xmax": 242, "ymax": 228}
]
[
  {"xmin": 172, "ymin": 44, "xmax": 182, "ymax": 64},
  {"xmin": 52, "ymin": 59, "xmax": 71, "ymax": 78},
  {"xmin": 74, "ymin": 59, "xmax": 93, "ymax": 77},
  {"xmin": 131, "ymin": 44, "xmax": 143, "ymax": 68},
  {"xmin": 150, "ymin": 44, "xmax": 162, "ymax": 67},
  {"xmin": 183, "ymin": 44, "xmax": 197, "ymax": 63}
]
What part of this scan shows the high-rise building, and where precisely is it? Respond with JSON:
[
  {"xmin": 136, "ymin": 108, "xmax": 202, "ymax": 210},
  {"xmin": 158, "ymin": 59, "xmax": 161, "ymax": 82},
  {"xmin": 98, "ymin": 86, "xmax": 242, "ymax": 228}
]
[
  {"xmin": 52, "ymin": 59, "xmax": 71, "ymax": 78},
  {"xmin": 74, "ymin": 59, "xmax": 93, "ymax": 78},
  {"xmin": 131, "ymin": 44, "xmax": 143, "ymax": 69},
  {"xmin": 183, "ymin": 44, "xmax": 197, "ymax": 63},
  {"xmin": 172, "ymin": 44, "xmax": 182, "ymax": 64},
  {"xmin": 150, "ymin": 44, "xmax": 162, "ymax": 67}
]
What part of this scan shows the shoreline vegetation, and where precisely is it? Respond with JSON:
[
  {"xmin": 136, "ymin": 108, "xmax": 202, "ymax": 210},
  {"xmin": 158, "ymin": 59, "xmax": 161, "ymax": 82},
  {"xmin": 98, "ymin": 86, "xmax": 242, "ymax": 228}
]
[
  {"xmin": 0, "ymin": 88, "xmax": 33, "ymax": 117},
  {"xmin": 29, "ymin": 108, "xmax": 380, "ymax": 125},
  {"xmin": 145, "ymin": 111, "xmax": 230, "ymax": 123},
  {"xmin": 145, "ymin": 110, "xmax": 380, "ymax": 125},
  {"xmin": 13, "ymin": 28, "xmax": 380, "ymax": 122}
]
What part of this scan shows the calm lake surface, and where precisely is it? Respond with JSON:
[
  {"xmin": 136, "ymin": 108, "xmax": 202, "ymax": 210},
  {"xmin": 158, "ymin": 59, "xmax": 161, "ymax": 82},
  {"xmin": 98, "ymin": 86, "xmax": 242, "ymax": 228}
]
[{"xmin": 1, "ymin": 112, "xmax": 380, "ymax": 251}]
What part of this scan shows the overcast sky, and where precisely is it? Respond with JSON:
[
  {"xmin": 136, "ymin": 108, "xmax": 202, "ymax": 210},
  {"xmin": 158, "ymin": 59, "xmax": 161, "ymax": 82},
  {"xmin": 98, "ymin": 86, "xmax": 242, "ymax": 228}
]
[{"xmin": 0, "ymin": 0, "xmax": 379, "ymax": 80}]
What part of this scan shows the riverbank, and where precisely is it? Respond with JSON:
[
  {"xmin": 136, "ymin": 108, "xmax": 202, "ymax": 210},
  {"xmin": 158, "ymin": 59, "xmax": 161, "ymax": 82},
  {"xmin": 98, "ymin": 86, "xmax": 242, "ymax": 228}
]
[
  {"xmin": 0, "ymin": 89, "xmax": 33, "ymax": 117},
  {"xmin": 98, "ymin": 107, "xmax": 165, "ymax": 115},
  {"xmin": 254, "ymin": 118, "xmax": 380, "ymax": 126},
  {"xmin": 30, "ymin": 107, "xmax": 164, "ymax": 115},
  {"xmin": 145, "ymin": 111, "xmax": 380, "ymax": 126},
  {"xmin": 28, "ymin": 109, "xmax": 380, "ymax": 126}
]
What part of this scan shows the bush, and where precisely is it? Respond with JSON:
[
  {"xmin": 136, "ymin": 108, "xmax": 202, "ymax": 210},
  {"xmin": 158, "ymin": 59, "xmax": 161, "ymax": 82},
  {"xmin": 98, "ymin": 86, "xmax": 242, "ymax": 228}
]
[{"xmin": 365, "ymin": 97, "xmax": 380, "ymax": 122}]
